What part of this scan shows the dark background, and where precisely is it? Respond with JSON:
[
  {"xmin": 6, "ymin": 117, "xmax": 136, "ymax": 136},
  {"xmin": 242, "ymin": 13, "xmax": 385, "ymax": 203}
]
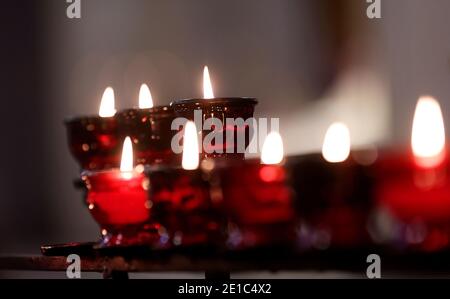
[{"xmin": 1, "ymin": 0, "xmax": 450, "ymax": 262}]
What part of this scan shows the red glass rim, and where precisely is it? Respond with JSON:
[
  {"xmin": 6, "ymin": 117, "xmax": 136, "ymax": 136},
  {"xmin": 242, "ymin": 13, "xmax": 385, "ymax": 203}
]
[
  {"xmin": 171, "ymin": 97, "xmax": 258, "ymax": 107},
  {"xmin": 212, "ymin": 157, "xmax": 287, "ymax": 168},
  {"xmin": 64, "ymin": 114, "xmax": 117, "ymax": 126},
  {"xmin": 144, "ymin": 164, "xmax": 206, "ymax": 175},
  {"xmin": 81, "ymin": 167, "xmax": 147, "ymax": 179},
  {"xmin": 116, "ymin": 105, "xmax": 174, "ymax": 116}
]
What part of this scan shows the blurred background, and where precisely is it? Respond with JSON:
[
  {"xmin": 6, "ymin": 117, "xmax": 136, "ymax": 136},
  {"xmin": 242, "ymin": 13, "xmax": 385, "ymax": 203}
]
[{"xmin": 1, "ymin": 0, "xmax": 450, "ymax": 275}]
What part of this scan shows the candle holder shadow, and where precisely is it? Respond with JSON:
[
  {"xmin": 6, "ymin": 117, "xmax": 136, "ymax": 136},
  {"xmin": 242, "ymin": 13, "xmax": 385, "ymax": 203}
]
[
  {"xmin": 171, "ymin": 98, "xmax": 258, "ymax": 160},
  {"xmin": 116, "ymin": 106, "xmax": 180, "ymax": 167},
  {"xmin": 65, "ymin": 116, "xmax": 121, "ymax": 170}
]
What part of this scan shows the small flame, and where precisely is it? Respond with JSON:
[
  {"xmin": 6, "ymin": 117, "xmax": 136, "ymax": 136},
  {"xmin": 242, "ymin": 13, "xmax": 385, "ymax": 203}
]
[
  {"xmin": 120, "ymin": 137, "xmax": 134, "ymax": 174},
  {"xmin": 98, "ymin": 87, "xmax": 116, "ymax": 117},
  {"xmin": 182, "ymin": 121, "xmax": 200, "ymax": 170},
  {"xmin": 411, "ymin": 96, "xmax": 446, "ymax": 168},
  {"xmin": 261, "ymin": 132, "xmax": 284, "ymax": 165},
  {"xmin": 138, "ymin": 84, "xmax": 154, "ymax": 109},
  {"xmin": 322, "ymin": 122, "xmax": 351, "ymax": 163},
  {"xmin": 203, "ymin": 66, "xmax": 214, "ymax": 99}
]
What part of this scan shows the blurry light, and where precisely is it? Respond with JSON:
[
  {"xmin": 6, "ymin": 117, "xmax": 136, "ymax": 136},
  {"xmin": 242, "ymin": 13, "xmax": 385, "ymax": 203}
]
[
  {"xmin": 259, "ymin": 166, "xmax": 285, "ymax": 182},
  {"xmin": 322, "ymin": 122, "xmax": 351, "ymax": 163},
  {"xmin": 353, "ymin": 145, "xmax": 379, "ymax": 166},
  {"xmin": 411, "ymin": 96, "xmax": 446, "ymax": 168},
  {"xmin": 261, "ymin": 132, "xmax": 284, "ymax": 165}
]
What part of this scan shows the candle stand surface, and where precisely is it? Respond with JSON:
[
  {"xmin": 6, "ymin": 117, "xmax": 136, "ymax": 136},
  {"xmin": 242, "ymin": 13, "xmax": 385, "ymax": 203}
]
[{"xmin": 1, "ymin": 243, "xmax": 450, "ymax": 278}]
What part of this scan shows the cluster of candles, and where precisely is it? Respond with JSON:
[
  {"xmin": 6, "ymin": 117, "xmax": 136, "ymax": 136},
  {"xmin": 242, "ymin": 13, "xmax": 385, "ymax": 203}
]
[{"xmin": 65, "ymin": 67, "xmax": 450, "ymax": 253}]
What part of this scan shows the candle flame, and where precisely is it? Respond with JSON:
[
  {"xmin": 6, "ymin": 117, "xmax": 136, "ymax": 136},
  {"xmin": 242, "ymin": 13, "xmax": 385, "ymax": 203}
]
[
  {"xmin": 182, "ymin": 121, "xmax": 200, "ymax": 170},
  {"xmin": 98, "ymin": 87, "xmax": 116, "ymax": 117},
  {"xmin": 411, "ymin": 96, "xmax": 446, "ymax": 168},
  {"xmin": 120, "ymin": 137, "xmax": 134, "ymax": 174},
  {"xmin": 261, "ymin": 132, "xmax": 284, "ymax": 165},
  {"xmin": 322, "ymin": 122, "xmax": 351, "ymax": 163},
  {"xmin": 138, "ymin": 84, "xmax": 154, "ymax": 109},
  {"xmin": 203, "ymin": 66, "xmax": 214, "ymax": 99}
]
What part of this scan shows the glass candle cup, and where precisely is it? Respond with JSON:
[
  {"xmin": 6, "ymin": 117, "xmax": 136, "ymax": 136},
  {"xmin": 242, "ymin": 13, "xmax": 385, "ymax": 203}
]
[
  {"xmin": 116, "ymin": 106, "xmax": 179, "ymax": 167},
  {"xmin": 145, "ymin": 164, "xmax": 223, "ymax": 249},
  {"xmin": 171, "ymin": 98, "xmax": 258, "ymax": 161},
  {"xmin": 81, "ymin": 166, "xmax": 158, "ymax": 247},
  {"xmin": 216, "ymin": 159, "xmax": 296, "ymax": 250},
  {"xmin": 374, "ymin": 151, "xmax": 450, "ymax": 252},
  {"xmin": 288, "ymin": 152, "xmax": 376, "ymax": 251},
  {"xmin": 65, "ymin": 115, "xmax": 120, "ymax": 170}
]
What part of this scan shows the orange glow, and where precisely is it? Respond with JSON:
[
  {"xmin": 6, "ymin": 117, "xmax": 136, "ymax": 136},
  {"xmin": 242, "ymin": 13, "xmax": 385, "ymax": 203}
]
[{"xmin": 259, "ymin": 166, "xmax": 285, "ymax": 183}]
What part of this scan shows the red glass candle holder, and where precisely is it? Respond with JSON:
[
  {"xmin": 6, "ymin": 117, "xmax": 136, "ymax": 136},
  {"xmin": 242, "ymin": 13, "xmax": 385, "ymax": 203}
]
[
  {"xmin": 216, "ymin": 159, "xmax": 295, "ymax": 250},
  {"xmin": 65, "ymin": 116, "xmax": 120, "ymax": 170},
  {"xmin": 375, "ymin": 151, "xmax": 450, "ymax": 252},
  {"xmin": 81, "ymin": 167, "xmax": 159, "ymax": 247},
  {"xmin": 145, "ymin": 165, "xmax": 223, "ymax": 249},
  {"xmin": 171, "ymin": 98, "xmax": 258, "ymax": 160},
  {"xmin": 288, "ymin": 152, "xmax": 375, "ymax": 250},
  {"xmin": 116, "ymin": 106, "xmax": 179, "ymax": 166}
]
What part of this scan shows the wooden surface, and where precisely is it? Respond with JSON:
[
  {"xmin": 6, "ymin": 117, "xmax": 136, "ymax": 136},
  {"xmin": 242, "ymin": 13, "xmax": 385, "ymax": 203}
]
[{"xmin": 1, "ymin": 248, "xmax": 450, "ymax": 275}]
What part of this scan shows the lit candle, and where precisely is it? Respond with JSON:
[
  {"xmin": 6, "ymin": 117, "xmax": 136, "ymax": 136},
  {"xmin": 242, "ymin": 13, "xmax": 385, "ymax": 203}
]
[
  {"xmin": 145, "ymin": 121, "xmax": 221, "ymax": 248},
  {"xmin": 82, "ymin": 137, "xmax": 155, "ymax": 247},
  {"xmin": 376, "ymin": 96, "xmax": 450, "ymax": 252},
  {"xmin": 116, "ymin": 84, "xmax": 178, "ymax": 166},
  {"xmin": 217, "ymin": 132, "xmax": 295, "ymax": 250},
  {"xmin": 171, "ymin": 66, "xmax": 258, "ymax": 160},
  {"xmin": 65, "ymin": 87, "xmax": 121, "ymax": 170}
]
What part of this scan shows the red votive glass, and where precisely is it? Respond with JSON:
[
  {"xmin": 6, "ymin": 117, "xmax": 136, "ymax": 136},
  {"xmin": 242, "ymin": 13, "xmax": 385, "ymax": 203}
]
[
  {"xmin": 171, "ymin": 98, "xmax": 258, "ymax": 160},
  {"xmin": 375, "ymin": 151, "xmax": 450, "ymax": 252},
  {"xmin": 145, "ymin": 164, "xmax": 223, "ymax": 249},
  {"xmin": 116, "ymin": 106, "xmax": 179, "ymax": 166},
  {"xmin": 288, "ymin": 152, "xmax": 376, "ymax": 251},
  {"xmin": 216, "ymin": 159, "xmax": 295, "ymax": 250},
  {"xmin": 81, "ymin": 167, "xmax": 158, "ymax": 247},
  {"xmin": 65, "ymin": 116, "xmax": 120, "ymax": 170}
]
